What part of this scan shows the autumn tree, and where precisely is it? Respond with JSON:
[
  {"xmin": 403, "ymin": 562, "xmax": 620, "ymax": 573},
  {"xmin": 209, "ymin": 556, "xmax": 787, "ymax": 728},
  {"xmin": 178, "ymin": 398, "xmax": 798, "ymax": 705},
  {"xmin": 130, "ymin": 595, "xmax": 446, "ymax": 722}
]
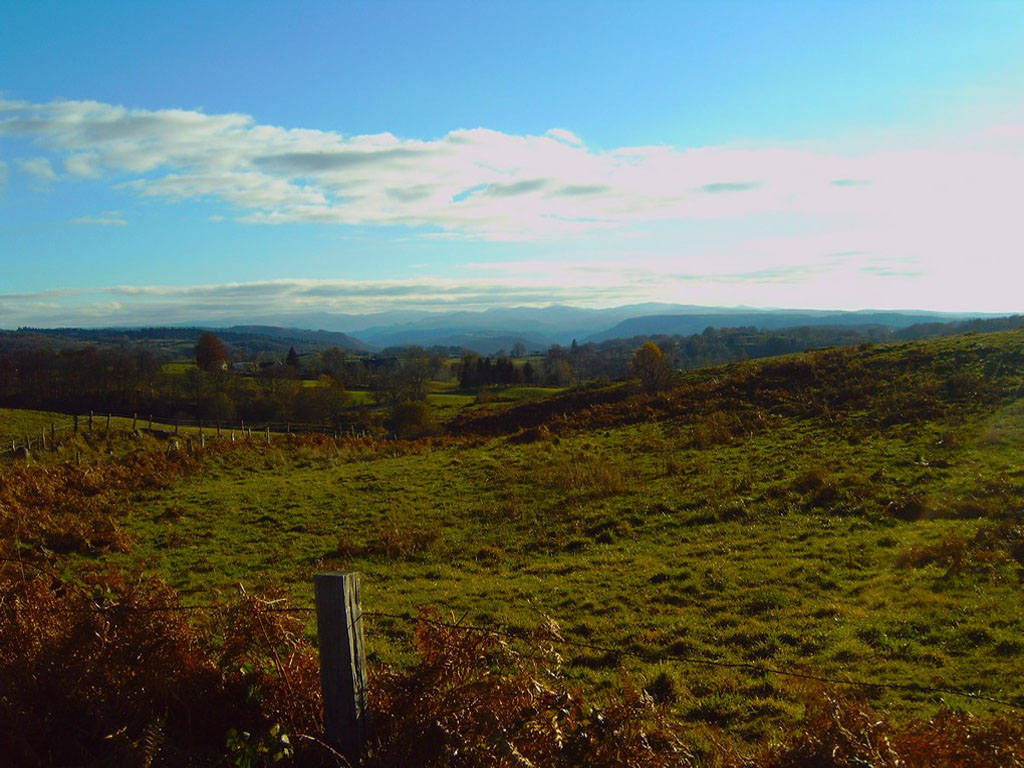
[
  {"xmin": 194, "ymin": 332, "xmax": 229, "ymax": 371},
  {"xmin": 320, "ymin": 347, "xmax": 348, "ymax": 387},
  {"xmin": 631, "ymin": 341, "xmax": 673, "ymax": 394}
]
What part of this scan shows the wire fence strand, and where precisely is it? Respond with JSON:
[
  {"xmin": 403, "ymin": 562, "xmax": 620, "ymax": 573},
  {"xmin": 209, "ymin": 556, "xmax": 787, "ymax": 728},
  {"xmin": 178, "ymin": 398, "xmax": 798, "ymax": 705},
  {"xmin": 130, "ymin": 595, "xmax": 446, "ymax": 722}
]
[
  {"xmin": 6, "ymin": 597, "xmax": 1020, "ymax": 712},
  {"xmin": 360, "ymin": 609, "xmax": 1023, "ymax": 712}
]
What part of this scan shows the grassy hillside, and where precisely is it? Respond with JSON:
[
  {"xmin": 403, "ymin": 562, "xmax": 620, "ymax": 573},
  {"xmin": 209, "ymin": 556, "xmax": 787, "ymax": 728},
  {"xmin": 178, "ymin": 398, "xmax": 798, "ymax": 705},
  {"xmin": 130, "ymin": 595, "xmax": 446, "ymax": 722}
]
[
  {"xmin": 3, "ymin": 329, "xmax": 1022, "ymax": 763},
  {"xmin": 96, "ymin": 331, "xmax": 1023, "ymax": 731}
]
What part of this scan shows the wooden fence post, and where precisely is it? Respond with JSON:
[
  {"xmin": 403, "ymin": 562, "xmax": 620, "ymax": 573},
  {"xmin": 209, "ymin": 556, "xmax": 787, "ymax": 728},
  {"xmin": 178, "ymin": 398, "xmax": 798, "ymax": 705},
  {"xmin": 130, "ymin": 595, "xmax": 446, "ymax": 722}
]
[
  {"xmin": 266, "ymin": 426, "xmax": 271, "ymax": 444},
  {"xmin": 105, "ymin": 413, "xmax": 111, "ymax": 432},
  {"xmin": 89, "ymin": 411, "xmax": 94, "ymax": 431},
  {"xmin": 314, "ymin": 572, "xmax": 368, "ymax": 767},
  {"xmin": 74, "ymin": 414, "xmax": 79, "ymax": 434}
]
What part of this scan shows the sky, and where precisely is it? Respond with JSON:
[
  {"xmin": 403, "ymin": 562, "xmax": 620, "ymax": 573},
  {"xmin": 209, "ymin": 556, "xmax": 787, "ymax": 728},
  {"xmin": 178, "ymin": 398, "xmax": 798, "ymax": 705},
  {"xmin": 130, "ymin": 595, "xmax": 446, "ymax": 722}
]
[{"xmin": 2, "ymin": 0, "xmax": 1024, "ymax": 327}]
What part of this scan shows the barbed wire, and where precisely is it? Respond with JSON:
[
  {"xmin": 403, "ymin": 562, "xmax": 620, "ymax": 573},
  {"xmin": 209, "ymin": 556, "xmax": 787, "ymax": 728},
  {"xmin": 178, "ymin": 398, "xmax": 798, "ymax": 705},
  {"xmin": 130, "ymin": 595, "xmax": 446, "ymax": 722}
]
[
  {"xmin": 360, "ymin": 609, "xmax": 1023, "ymax": 711},
  {"xmin": 5, "ymin": 597, "xmax": 1020, "ymax": 712}
]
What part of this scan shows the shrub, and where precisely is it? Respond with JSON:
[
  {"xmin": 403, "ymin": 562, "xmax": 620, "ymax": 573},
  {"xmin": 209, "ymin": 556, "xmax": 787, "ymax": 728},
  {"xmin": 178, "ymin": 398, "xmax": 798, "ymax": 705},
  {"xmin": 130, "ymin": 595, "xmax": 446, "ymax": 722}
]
[
  {"xmin": 386, "ymin": 400, "xmax": 439, "ymax": 439},
  {"xmin": 632, "ymin": 342, "xmax": 674, "ymax": 394},
  {"xmin": 0, "ymin": 570, "xmax": 322, "ymax": 768},
  {"xmin": 538, "ymin": 453, "xmax": 630, "ymax": 496},
  {"xmin": 367, "ymin": 608, "xmax": 693, "ymax": 767}
]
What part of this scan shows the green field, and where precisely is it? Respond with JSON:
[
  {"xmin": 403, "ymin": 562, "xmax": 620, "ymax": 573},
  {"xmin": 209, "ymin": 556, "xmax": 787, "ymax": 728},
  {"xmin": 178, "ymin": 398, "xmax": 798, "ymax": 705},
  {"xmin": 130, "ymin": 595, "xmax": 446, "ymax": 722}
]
[
  {"xmin": 49, "ymin": 329, "xmax": 1018, "ymax": 740},
  {"xmin": 0, "ymin": 408, "xmax": 77, "ymax": 444}
]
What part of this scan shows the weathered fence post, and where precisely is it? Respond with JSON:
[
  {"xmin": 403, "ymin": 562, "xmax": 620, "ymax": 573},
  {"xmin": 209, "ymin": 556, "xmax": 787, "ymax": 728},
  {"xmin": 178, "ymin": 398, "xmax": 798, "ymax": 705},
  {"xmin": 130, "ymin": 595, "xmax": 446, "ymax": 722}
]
[
  {"xmin": 40, "ymin": 428, "xmax": 46, "ymax": 450},
  {"xmin": 266, "ymin": 426, "xmax": 271, "ymax": 444},
  {"xmin": 74, "ymin": 414, "xmax": 79, "ymax": 434},
  {"xmin": 50, "ymin": 422, "xmax": 55, "ymax": 443},
  {"xmin": 105, "ymin": 413, "xmax": 111, "ymax": 432},
  {"xmin": 314, "ymin": 572, "xmax": 368, "ymax": 767},
  {"xmin": 89, "ymin": 411, "xmax": 94, "ymax": 431}
]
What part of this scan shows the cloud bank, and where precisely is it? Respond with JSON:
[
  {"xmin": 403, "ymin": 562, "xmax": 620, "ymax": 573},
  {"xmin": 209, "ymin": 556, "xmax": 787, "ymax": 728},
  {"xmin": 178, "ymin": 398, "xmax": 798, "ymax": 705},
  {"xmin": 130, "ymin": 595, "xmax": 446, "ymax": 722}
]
[
  {"xmin": 1, "ymin": 96, "xmax": 1019, "ymax": 245},
  {"xmin": 1, "ymin": 97, "xmax": 1022, "ymax": 322},
  {"xmin": 0, "ymin": 257, "xmax": 1011, "ymax": 329}
]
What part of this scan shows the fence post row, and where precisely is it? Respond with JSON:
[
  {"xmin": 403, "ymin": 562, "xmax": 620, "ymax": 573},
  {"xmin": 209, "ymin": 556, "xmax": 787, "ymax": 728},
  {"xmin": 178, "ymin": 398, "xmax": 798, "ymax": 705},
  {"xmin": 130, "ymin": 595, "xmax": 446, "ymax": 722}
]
[
  {"xmin": 314, "ymin": 572, "xmax": 368, "ymax": 767},
  {"xmin": 3, "ymin": 413, "xmax": 365, "ymax": 459}
]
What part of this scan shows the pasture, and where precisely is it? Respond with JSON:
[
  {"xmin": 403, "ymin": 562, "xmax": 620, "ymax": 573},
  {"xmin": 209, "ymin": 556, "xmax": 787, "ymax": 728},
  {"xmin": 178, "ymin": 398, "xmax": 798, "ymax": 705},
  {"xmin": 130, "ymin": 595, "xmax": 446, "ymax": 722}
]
[{"xmin": 86, "ymin": 331, "xmax": 1024, "ymax": 738}]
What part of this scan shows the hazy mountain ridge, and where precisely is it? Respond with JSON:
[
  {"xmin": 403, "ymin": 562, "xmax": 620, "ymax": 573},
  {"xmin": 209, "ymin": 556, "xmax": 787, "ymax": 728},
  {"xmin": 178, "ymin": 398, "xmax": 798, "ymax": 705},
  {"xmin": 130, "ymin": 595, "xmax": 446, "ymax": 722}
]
[
  {"xmin": 262, "ymin": 304, "xmax": 990, "ymax": 353},
  {"xmin": 584, "ymin": 310, "xmax": 978, "ymax": 343},
  {"xmin": 3, "ymin": 306, "xmax": 1010, "ymax": 357}
]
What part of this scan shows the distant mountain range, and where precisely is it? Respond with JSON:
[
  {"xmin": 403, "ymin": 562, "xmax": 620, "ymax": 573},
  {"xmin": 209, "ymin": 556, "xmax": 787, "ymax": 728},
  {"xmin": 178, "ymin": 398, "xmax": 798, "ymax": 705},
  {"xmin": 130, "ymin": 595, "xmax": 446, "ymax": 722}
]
[
  {"xmin": 183, "ymin": 304, "xmax": 999, "ymax": 354},
  {"xmin": 583, "ymin": 310, "xmax": 981, "ymax": 343},
  {"xmin": 4, "ymin": 305, "xmax": 1011, "ymax": 357}
]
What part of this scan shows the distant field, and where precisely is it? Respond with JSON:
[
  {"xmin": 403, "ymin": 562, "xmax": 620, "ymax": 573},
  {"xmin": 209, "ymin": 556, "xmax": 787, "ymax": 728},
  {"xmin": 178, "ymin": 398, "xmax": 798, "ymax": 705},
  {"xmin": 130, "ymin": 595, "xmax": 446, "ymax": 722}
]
[
  {"xmin": 498, "ymin": 385, "xmax": 564, "ymax": 400},
  {"xmin": 345, "ymin": 389, "xmax": 375, "ymax": 406},
  {"xmin": 426, "ymin": 392, "xmax": 475, "ymax": 407},
  {"xmin": 0, "ymin": 408, "xmax": 76, "ymax": 445},
  {"xmin": 161, "ymin": 362, "xmax": 196, "ymax": 375}
]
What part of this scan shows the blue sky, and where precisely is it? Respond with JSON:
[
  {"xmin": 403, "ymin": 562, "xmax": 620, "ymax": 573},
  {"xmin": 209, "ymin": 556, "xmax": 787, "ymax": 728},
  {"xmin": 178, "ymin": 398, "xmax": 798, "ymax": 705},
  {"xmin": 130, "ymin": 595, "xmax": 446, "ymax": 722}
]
[{"xmin": 2, "ymin": 0, "xmax": 1024, "ymax": 326}]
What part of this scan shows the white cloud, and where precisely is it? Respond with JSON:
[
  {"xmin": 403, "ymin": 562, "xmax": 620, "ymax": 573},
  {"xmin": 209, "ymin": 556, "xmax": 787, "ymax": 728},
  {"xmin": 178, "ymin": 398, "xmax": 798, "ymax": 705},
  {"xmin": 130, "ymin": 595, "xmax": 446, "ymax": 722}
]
[
  {"xmin": 2, "ymin": 97, "xmax": 1024, "ymax": 312},
  {"xmin": 546, "ymin": 128, "xmax": 584, "ymax": 146},
  {"xmin": 8, "ymin": 97, "xmax": 1017, "ymax": 239},
  {"xmin": 69, "ymin": 210, "xmax": 127, "ymax": 226},
  {"xmin": 65, "ymin": 152, "xmax": 102, "ymax": 177},
  {"xmin": 16, "ymin": 156, "xmax": 57, "ymax": 183}
]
